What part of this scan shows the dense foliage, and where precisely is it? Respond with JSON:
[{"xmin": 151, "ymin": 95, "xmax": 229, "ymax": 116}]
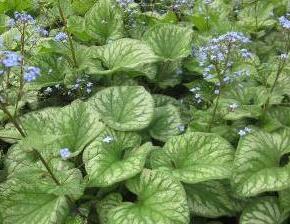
[{"xmin": 0, "ymin": 0, "xmax": 290, "ymax": 223}]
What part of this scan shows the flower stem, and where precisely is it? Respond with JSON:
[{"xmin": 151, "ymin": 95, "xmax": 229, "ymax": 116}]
[
  {"xmin": 57, "ymin": 0, "xmax": 78, "ymax": 68},
  {"xmin": 14, "ymin": 24, "xmax": 26, "ymax": 117}
]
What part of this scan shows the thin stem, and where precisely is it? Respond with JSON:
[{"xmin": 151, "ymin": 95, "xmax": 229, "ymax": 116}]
[
  {"xmin": 0, "ymin": 103, "xmax": 26, "ymax": 137},
  {"xmin": 14, "ymin": 24, "xmax": 26, "ymax": 117},
  {"xmin": 57, "ymin": 0, "xmax": 78, "ymax": 68},
  {"xmin": 263, "ymin": 60, "xmax": 286, "ymax": 111},
  {"xmin": 207, "ymin": 90, "xmax": 221, "ymax": 132}
]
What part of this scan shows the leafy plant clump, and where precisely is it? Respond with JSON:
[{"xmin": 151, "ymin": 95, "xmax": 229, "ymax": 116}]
[{"xmin": 0, "ymin": 0, "xmax": 290, "ymax": 223}]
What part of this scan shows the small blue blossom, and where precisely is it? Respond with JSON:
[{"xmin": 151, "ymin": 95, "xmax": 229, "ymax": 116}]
[
  {"xmin": 60, "ymin": 148, "xmax": 71, "ymax": 160},
  {"xmin": 190, "ymin": 87, "xmax": 200, "ymax": 93},
  {"xmin": 238, "ymin": 127, "xmax": 252, "ymax": 137},
  {"xmin": 44, "ymin": 87, "xmax": 53, "ymax": 95},
  {"xmin": 14, "ymin": 12, "xmax": 35, "ymax": 25},
  {"xmin": 0, "ymin": 70, "xmax": 4, "ymax": 75},
  {"xmin": 55, "ymin": 32, "xmax": 68, "ymax": 42},
  {"xmin": 24, "ymin": 66, "xmax": 40, "ymax": 82},
  {"xmin": 205, "ymin": 0, "xmax": 214, "ymax": 4},
  {"xmin": 86, "ymin": 82, "xmax": 93, "ymax": 87},
  {"xmin": 240, "ymin": 49, "xmax": 253, "ymax": 59},
  {"xmin": 214, "ymin": 89, "xmax": 220, "ymax": 95},
  {"xmin": 116, "ymin": 0, "xmax": 134, "ymax": 8},
  {"xmin": 86, "ymin": 88, "xmax": 92, "ymax": 94},
  {"xmin": 238, "ymin": 129, "xmax": 246, "ymax": 137},
  {"xmin": 177, "ymin": 124, "xmax": 185, "ymax": 133},
  {"xmin": 103, "ymin": 135, "xmax": 114, "ymax": 143},
  {"xmin": 228, "ymin": 103, "xmax": 239, "ymax": 112},
  {"xmin": 36, "ymin": 27, "xmax": 49, "ymax": 37},
  {"xmin": 280, "ymin": 53, "xmax": 289, "ymax": 60},
  {"xmin": 279, "ymin": 15, "xmax": 290, "ymax": 29},
  {"xmin": 1, "ymin": 51, "xmax": 22, "ymax": 68}
]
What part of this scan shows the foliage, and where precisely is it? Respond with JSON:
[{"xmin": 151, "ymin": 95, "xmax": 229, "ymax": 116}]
[{"xmin": 0, "ymin": 0, "xmax": 290, "ymax": 223}]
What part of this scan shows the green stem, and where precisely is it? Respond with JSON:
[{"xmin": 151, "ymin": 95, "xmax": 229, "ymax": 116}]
[
  {"xmin": 57, "ymin": 0, "xmax": 78, "ymax": 68},
  {"xmin": 14, "ymin": 24, "xmax": 26, "ymax": 117}
]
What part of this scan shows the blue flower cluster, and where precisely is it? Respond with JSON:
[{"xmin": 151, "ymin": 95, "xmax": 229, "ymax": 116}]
[
  {"xmin": 116, "ymin": 0, "xmax": 134, "ymax": 8},
  {"xmin": 194, "ymin": 32, "xmax": 252, "ymax": 85},
  {"xmin": 279, "ymin": 15, "xmax": 290, "ymax": 30},
  {"xmin": 0, "ymin": 51, "xmax": 22, "ymax": 68},
  {"xmin": 54, "ymin": 32, "xmax": 68, "ymax": 42},
  {"xmin": 8, "ymin": 12, "xmax": 35, "ymax": 28},
  {"xmin": 190, "ymin": 87, "xmax": 203, "ymax": 104},
  {"xmin": 24, "ymin": 66, "xmax": 41, "ymax": 82},
  {"xmin": 68, "ymin": 76, "xmax": 94, "ymax": 96},
  {"xmin": 197, "ymin": 32, "xmax": 250, "ymax": 65},
  {"xmin": 173, "ymin": 0, "xmax": 195, "ymax": 10}
]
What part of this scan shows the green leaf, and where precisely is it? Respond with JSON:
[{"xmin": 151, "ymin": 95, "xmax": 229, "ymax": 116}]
[
  {"xmin": 149, "ymin": 104, "xmax": 183, "ymax": 142},
  {"xmin": 232, "ymin": 130, "xmax": 290, "ymax": 197},
  {"xmin": 71, "ymin": 0, "xmax": 95, "ymax": 15},
  {"xmin": 143, "ymin": 24, "xmax": 193, "ymax": 60},
  {"xmin": 29, "ymin": 54, "xmax": 67, "ymax": 89},
  {"xmin": 91, "ymin": 86, "xmax": 154, "ymax": 131},
  {"xmin": 83, "ymin": 128, "xmax": 151, "ymax": 187},
  {"xmin": 279, "ymin": 188, "xmax": 290, "ymax": 214},
  {"xmin": 67, "ymin": 16, "xmax": 93, "ymax": 42},
  {"xmin": 263, "ymin": 106, "xmax": 290, "ymax": 132},
  {"xmin": 0, "ymin": 181, "xmax": 69, "ymax": 224},
  {"xmin": 184, "ymin": 180, "xmax": 242, "ymax": 218},
  {"xmin": 85, "ymin": 0, "xmax": 124, "ymax": 44},
  {"xmin": 240, "ymin": 197, "xmax": 288, "ymax": 224},
  {"xmin": 0, "ymin": 158, "xmax": 84, "ymax": 224},
  {"xmin": 97, "ymin": 193, "xmax": 123, "ymax": 223},
  {"xmin": 106, "ymin": 169, "xmax": 190, "ymax": 224},
  {"xmin": 94, "ymin": 38, "xmax": 158, "ymax": 76},
  {"xmin": 151, "ymin": 132, "xmax": 234, "ymax": 184},
  {"xmin": 2, "ymin": 101, "xmax": 104, "ymax": 157}
]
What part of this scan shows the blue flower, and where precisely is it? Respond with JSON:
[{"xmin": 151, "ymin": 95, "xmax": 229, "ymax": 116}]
[
  {"xmin": 60, "ymin": 148, "xmax": 71, "ymax": 160},
  {"xmin": 279, "ymin": 15, "xmax": 290, "ymax": 29},
  {"xmin": 14, "ymin": 12, "xmax": 35, "ymax": 25},
  {"xmin": 36, "ymin": 27, "xmax": 49, "ymax": 37},
  {"xmin": 177, "ymin": 124, "xmax": 185, "ymax": 133},
  {"xmin": 1, "ymin": 51, "xmax": 22, "ymax": 68},
  {"xmin": 229, "ymin": 103, "xmax": 238, "ymax": 111},
  {"xmin": 24, "ymin": 66, "xmax": 41, "ymax": 82},
  {"xmin": 238, "ymin": 127, "xmax": 252, "ymax": 137},
  {"xmin": 103, "ymin": 135, "xmax": 114, "ymax": 143},
  {"xmin": 54, "ymin": 32, "xmax": 68, "ymax": 42}
]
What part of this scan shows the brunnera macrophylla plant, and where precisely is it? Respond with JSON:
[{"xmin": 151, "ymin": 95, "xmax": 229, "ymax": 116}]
[{"xmin": 0, "ymin": 0, "xmax": 290, "ymax": 224}]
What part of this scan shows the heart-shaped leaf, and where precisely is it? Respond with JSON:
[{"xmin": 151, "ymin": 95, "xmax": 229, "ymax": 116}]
[
  {"xmin": 83, "ymin": 128, "xmax": 151, "ymax": 187},
  {"xmin": 263, "ymin": 106, "xmax": 290, "ymax": 132},
  {"xmin": 232, "ymin": 130, "xmax": 290, "ymax": 197},
  {"xmin": 149, "ymin": 104, "xmax": 183, "ymax": 142},
  {"xmin": 85, "ymin": 0, "xmax": 123, "ymax": 44},
  {"xmin": 0, "ymin": 158, "xmax": 84, "ymax": 224},
  {"xmin": 240, "ymin": 197, "xmax": 288, "ymax": 224},
  {"xmin": 92, "ymin": 86, "xmax": 154, "ymax": 131},
  {"xmin": 151, "ymin": 132, "xmax": 234, "ymax": 184},
  {"xmin": 1, "ymin": 101, "xmax": 104, "ymax": 157},
  {"xmin": 106, "ymin": 169, "xmax": 190, "ymax": 224},
  {"xmin": 94, "ymin": 38, "xmax": 159, "ymax": 76},
  {"xmin": 143, "ymin": 24, "xmax": 193, "ymax": 60},
  {"xmin": 97, "ymin": 193, "xmax": 123, "ymax": 223},
  {"xmin": 184, "ymin": 180, "xmax": 243, "ymax": 218}
]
